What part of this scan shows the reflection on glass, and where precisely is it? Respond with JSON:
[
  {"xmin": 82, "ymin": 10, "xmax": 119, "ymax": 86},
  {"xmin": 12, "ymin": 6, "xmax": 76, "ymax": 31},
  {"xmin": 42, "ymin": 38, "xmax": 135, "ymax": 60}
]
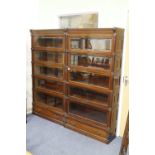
[
  {"xmin": 35, "ymin": 79, "xmax": 63, "ymax": 93},
  {"xmin": 34, "ymin": 52, "xmax": 64, "ymax": 64},
  {"xmin": 69, "ymin": 102, "xmax": 107, "ymax": 124},
  {"xmin": 37, "ymin": 37, "xmax": 63, "ymax": 48},
  {"xmin": 71, "ymin": 54, "xmax": 112, "ymax": 70},
  {"xmin": 35, "ymin": 66, "xmax": 63, "ymax": 78},
  {"xmin": 71, "ymin": 38, "xmax": 111, "ymax": 50},
  {"xmin": 36, "ymin": 92, "xmax": 63, "ymax": 109},
  {"xmin": 70, "ymin": 87, "xmax": 108, "ymax": 104},
  {"xmin": 70, "ymin": 71, "xmax": 109, "ymax": 88}
]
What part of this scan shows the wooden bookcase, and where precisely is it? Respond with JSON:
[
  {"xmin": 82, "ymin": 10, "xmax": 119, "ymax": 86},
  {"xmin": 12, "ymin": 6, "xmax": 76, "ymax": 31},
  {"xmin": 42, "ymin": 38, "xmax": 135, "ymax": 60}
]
[{"xmin": 31, "ymin": 28, "xmax": 124, "ymax": 143}]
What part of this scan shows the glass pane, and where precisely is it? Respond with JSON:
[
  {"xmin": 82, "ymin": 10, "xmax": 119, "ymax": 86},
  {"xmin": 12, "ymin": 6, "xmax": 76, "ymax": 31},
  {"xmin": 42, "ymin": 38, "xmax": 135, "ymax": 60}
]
[
  {"xmin": 36, "ymin": 92, "xmax": 63, "ymax": 109},
  {"xmin": 37, "ymin": 37, "xmax": 63, "ymax": 48},
  {"xmin": 70, "ymin": 87, "xmax": 109, "ymax": 104},
  {"xmin": 35, "ymin": 78, "xmax": 64, "ymax": 93},
  {"xmin": 34, "ymin": 51, "xmax": 64, "ymax": 64},
  {"xmin": 70, "ymin": 71, "xmax": 109, "ymax": 88},
  {"xmin": 71, "ymin": 54, "xmax": 112, "ymax": 70},
  {"xmin": 69, "ymin": 102, "xmax": 107, "ymax": 124},
  {"xmin": 35, "ymin": 66, "xmax": 63, "ymax": 78},
  {"xmin": 70, "ymin": 38, "xmax": 112, "ymax": 51}
]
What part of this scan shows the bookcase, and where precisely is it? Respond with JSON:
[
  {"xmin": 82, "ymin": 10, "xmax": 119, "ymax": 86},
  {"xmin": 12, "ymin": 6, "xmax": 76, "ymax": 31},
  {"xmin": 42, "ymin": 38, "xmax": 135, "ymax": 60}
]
[{"xmin": 31, "ymin": 28, "xmax": 124, "ymax": 143}]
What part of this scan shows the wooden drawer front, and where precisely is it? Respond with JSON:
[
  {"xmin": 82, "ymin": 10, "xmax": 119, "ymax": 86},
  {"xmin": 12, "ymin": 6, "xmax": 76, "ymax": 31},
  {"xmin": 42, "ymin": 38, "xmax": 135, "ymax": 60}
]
[
  {"xmin": 66, "ymin": 117, "xmax": 109, "ymax": 142},
  {"xmin": 33, "ymin": 104, "xmax": 64, "ymax": 124},
  {"xmin": 32, "ymin": 35, "xmax": 65, "ymax": 51}
]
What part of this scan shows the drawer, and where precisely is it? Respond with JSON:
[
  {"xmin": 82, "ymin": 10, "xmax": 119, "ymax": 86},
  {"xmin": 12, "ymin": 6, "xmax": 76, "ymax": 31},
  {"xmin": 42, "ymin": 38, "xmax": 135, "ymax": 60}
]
[
  {"xmin": 65, "ymin": 117, "xmax": 109, "ymax": 143},
  {"xmin": 33, "ymin": 104, "xmax": 64, "ymax": 124}
]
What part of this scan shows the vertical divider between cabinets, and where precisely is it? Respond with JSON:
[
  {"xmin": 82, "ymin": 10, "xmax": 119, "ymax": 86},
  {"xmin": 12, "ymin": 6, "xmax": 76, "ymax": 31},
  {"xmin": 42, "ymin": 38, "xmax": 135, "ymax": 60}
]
[{"xmin": 63, "ymin": 29, "xmax": 68, "ymax": 122}]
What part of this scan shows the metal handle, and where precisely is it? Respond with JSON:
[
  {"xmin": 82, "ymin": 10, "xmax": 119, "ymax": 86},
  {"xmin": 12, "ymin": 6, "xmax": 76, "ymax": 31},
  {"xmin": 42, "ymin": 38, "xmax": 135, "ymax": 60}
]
[{"xmin": 123, "ymin": 76, "xmax": 129, "ymax": 86}]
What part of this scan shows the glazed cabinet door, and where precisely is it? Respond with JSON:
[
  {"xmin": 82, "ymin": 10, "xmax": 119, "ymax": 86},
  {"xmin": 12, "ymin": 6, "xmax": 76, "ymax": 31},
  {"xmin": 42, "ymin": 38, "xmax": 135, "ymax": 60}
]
[
  {"xmin": 67, "ymin": 100, "xmax": 111, "ymax": 128},
  {"xmin": 67, "ymin": 69, "xmax": 113, "ymax": 91},
  {"xmin": 66, "ymin": 31, "xmax": 114, "ymax": 92},
  {"xmin": 34, "ymin": 78, "xmax": 64, "ymax": 94},
  {"xmin": 32, "ymin": 35, "xmax": 65, "ymax": 51},
  {"xmin": 33, "ymin": 51, "xmax": 64, "ymax": 66},
  {"xmin": 67, "ymin": 85, "xmax": 112, "ymax": 109},
  {"xmin": 67, "ymin": 30, "xmax": 115, "ymax": 55},
  {"xmin": 34, "ymin": 65, "xmax": 64, "ymax": 80},
  {"xmin": 34, "ymin": 91, "xmax": 64, "ymax": 112},
  {"xmin": 68, "ymin": 53, "xmax": 113, "ymax": 72}
]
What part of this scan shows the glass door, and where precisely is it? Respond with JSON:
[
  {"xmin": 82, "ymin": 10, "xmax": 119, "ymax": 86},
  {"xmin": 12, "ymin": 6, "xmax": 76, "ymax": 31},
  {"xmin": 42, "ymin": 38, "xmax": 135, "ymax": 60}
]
[
  {"xmin": 69, "ymin": 54, "xmax": 113, "ymax": 71},
  {"xmin": 68, "ymin": 36, "xmax": 113, "ymax": 53},
  {"xmin": 32, "ymin": 35, "xmax": 65, "ymax": 51},
  {"xmin": 68, "ymin": 86, "xmax": 111, "ymax": 108},
  {"xmin": 34, "ymin": 65, "xmax": 64, "ymax": 80},
  {"xmin": 68, "ymin": 70, "xmax": 112, "ymax": 89},
  {"xmin": 68, "ymin": 101, "xmax": 109, "ymax": 126},
  {"xmin": 33, "ymin": 51, "xmax": 64, "ymax": 66},
  {"xmin": 34, "ymin": 78, "xmax": 64, "ymax": 93},
  {"xmin": 35, "ymin": 91, "xmax": 64, "ymax": 111}
]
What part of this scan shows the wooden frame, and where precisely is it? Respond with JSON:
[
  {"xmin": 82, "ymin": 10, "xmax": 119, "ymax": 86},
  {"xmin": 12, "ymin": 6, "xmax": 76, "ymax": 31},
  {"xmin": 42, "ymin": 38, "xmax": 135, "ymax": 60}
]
[{"xmin": 31, "ymin": 28, "xmax": 124, "ymax": 143}]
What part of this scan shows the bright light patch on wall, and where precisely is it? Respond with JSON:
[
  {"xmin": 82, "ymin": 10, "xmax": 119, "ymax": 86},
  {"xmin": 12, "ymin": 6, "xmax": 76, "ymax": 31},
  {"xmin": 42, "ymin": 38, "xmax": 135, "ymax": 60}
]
[{"xmin": 59, "ymin": 13, "xmax": 98, "ymax": 28}]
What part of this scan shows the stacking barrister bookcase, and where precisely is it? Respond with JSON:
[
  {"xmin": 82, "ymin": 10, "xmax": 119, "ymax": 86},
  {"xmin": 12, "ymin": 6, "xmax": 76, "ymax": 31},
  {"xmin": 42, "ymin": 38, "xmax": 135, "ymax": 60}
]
[{"xmin": 31, "ymin": 28, "xmax": 124, "ymax": 143}]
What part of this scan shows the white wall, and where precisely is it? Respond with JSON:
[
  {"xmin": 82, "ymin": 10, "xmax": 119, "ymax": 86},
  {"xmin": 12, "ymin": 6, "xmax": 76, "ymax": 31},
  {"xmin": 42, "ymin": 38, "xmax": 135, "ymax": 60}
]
[
  {"xmin": 26, "ymin": 0, "xmax": 40, "ymax": 113},
  {"xmin": 26, "ymin": 0, "xmax": 128, "ymax": 135},
  {"xmin": 35, "ymin": 0, "xmax": 128, "ymax": 28}
]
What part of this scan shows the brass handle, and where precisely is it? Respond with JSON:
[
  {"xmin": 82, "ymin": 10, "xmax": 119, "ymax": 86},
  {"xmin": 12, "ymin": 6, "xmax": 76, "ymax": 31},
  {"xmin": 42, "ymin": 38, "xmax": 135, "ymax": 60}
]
[{"xmin": 123, "ymin": 76, "xmax": 129, "ymax": 86}]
